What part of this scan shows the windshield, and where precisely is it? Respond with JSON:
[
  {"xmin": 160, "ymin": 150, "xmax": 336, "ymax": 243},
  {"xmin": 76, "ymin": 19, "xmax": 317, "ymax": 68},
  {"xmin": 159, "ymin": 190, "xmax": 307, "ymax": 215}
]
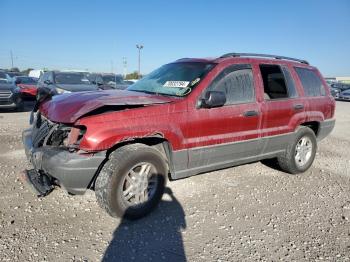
[
  {"xmin": 127, "ymin": 62, "xmax": 215, "ymax": 97},
  {"xmin": 17, "ymin": 77, "xmax": 38, "ymax": 84},
  {"xmin": 55, "ymin": 73, "xmax": 90, "ymax": 85}
]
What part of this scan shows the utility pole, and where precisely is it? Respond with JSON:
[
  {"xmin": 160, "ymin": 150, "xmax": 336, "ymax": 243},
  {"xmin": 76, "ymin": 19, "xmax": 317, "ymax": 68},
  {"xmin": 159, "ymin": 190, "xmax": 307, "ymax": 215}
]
[
  {"xmin": 136, "ymin": 44, "xmax": 143, "ymax": 79},
  {"xmin": 10, "ymin": 50, "xmax": 14, "ymax": 68},
  {"xmin": 122, "ymin": 57, "xmax": 127, "ymax": 78}
]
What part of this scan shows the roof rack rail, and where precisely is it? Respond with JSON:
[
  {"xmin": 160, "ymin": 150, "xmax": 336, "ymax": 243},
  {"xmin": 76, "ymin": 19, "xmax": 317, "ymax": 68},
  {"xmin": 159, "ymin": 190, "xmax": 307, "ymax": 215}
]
[{"xmin": 219, "ymin": 53, "xmax": 309, "ymax": 65}]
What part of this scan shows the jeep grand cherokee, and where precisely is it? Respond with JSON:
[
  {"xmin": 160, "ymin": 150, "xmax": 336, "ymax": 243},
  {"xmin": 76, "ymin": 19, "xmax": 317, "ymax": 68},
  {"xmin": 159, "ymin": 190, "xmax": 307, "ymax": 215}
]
[{"xmin": 22, "ymin": 53, "xmax": 335, "ymax": 219}]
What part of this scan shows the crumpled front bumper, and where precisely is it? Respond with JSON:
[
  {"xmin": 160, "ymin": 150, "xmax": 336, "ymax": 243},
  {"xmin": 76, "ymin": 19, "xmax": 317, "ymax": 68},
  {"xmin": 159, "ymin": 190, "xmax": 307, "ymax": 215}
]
[{"xmin": 22, "ymin": 128, "xmax": 106, "ymax": 195}]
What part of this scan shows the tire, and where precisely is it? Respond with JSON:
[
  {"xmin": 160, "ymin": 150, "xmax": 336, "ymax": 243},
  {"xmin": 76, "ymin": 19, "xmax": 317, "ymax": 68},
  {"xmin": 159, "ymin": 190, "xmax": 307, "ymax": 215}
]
[
  {"xmin": 277, "ymin": 126, "xmax": 317, "ymax": 174},
  {"xmin": 95, "ymin": 143, "xmax": 167, "ymax": 219},
  {"xmin": 15, "ymin": 97, "xmax": 24, "ymax": 112}
]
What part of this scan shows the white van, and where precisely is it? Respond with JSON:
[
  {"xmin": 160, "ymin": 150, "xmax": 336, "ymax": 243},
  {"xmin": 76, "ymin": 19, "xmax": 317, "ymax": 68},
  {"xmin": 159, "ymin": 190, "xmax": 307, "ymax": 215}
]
[{"xmin": 28, "ymin": 70, "xmax": 44, "ymax": 79}]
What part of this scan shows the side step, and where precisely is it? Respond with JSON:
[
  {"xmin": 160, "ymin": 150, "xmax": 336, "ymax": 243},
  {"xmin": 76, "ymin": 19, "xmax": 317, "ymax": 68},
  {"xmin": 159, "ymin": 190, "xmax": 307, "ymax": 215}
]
[{"xmin": 20, "ymin": 169, "xmax": 54, "ymax": 197}]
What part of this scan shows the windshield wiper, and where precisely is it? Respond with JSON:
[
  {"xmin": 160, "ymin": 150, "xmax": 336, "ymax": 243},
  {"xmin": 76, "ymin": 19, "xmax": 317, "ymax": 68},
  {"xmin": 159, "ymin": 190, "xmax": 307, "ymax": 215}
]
[{"xmin": 129, "ymin": 89, "xmax": 159, "ymax": 95}]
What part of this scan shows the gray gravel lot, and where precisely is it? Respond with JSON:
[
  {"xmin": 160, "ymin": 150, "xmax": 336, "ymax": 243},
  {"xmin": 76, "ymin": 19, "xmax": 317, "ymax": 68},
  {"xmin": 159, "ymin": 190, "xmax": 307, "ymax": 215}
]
[{"xmin": 0, "ymin": 101, "xmax": 349, "ymax": 261}]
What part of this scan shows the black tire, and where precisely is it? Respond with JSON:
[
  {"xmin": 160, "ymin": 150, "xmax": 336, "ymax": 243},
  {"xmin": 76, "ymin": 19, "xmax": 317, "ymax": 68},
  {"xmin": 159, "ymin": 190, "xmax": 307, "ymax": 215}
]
[
  {"xmin": 95, "ymin": 143, "xmax": 167, "ymax": 219},
  {"xmin": 16, "ymin": 97, "xmax": 24, "ymax": 112},
  {"xmin": 277, "ymin": 126, "xmax": 317, "ymax": 174}
]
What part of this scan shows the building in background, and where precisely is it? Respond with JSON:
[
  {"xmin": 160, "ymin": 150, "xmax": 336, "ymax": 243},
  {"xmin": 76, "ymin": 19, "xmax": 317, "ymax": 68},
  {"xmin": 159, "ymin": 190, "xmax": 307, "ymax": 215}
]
[{"xmin": 325, "ymin": 76, "xmax": 350, "ymax": 84}]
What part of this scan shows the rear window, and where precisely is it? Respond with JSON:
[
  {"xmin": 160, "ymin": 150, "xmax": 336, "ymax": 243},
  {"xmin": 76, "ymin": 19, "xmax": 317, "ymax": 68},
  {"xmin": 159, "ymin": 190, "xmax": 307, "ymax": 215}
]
[{"xmin": 295, "ymin": 67, "xmax": 326, "ymax": 97}]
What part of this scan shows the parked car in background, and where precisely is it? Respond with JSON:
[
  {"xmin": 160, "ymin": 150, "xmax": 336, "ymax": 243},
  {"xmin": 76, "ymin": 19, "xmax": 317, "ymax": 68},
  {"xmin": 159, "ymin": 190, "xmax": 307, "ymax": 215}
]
[
  {"xmin": 0, "ymin": 83, "xmax": 23, "ymax": 110},
  {"xmin": 330, "ymin": 87, "xmax": 340, "ymax": 99},
  {"xmin": 330, "ymin": 82, "xmax": 350, "ymax": 92},
  {"xmin": 338, "ymin": 89, "xmax": 350, "ymax": 101},
  {"xmin": 13, "ymin": 76, "xmax": 38, "ymax": 100},
  {"xmin": 88, "ymin": 73, "xmax": 131, "ymax": 90},
  {"xmin": 6, "ymin": 71, "xmax": 24, "ymax": 79},
  {"xmin": 37, "ymin": 71, "xmax": 99, "ymax": 95},
  {"xmin": 22, "ymin": 53, "xmax": 335, "ymax": 219},
  {"xmin": 0, "ymin": 71, "xmax": 12, "ymax": 83}
]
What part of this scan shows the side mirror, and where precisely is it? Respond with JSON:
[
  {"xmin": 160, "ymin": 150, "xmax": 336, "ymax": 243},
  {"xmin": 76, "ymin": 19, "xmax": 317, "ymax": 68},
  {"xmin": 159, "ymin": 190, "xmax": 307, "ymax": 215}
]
[
  {"xmin": 15, "ymin": 79, "xmax": 21, "ymax": 85},
  {"xmin": 198, "ymin": 91, "xmax": 226, "ymax": 108},
  {"xmin": 44, "ymin": 80, "xmax": 52, "ymax": 85}
]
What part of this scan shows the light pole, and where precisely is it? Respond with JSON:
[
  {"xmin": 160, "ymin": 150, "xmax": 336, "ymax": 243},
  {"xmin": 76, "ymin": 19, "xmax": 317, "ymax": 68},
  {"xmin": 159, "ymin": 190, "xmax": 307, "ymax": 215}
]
[
  {"xmin": 136, "ymin": 44, "xmax": 143, "ymax": 79},
  {"xmin": 122, "ymin": 57, "xmax": 127, "ymax": 78}
]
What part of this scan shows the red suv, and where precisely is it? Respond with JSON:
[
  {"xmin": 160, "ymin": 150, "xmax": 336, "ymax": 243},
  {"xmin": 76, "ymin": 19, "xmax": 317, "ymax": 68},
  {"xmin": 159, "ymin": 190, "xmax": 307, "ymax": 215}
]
[{"xmin": 22, "ymin": 53, "xmax": 335, "ymax": 219}]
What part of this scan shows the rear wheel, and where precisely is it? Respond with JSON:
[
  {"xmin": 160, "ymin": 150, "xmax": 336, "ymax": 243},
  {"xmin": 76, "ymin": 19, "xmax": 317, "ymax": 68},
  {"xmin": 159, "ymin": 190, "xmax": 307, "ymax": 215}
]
[
  {"xmin": 95, "ymin": 143, "xmax": 167, "ymax": 219},
  {"xmin": 277, "ymin": 126, "xmax": 317, "ymax": 174}
]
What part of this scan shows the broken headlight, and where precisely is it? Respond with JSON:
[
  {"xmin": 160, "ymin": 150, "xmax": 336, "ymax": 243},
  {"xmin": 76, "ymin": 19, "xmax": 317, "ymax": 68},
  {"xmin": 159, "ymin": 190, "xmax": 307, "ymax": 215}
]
[{"xmin": 48, "ymin": 124, "xmax": 86, "ymax": 149}]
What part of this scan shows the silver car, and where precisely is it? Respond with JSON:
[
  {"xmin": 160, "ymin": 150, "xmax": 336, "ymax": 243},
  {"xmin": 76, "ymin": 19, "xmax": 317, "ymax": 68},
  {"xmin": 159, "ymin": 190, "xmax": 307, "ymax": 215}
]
[{"xmin": 338, "ymin": 90, "xmax": 350, "ymax": 101}]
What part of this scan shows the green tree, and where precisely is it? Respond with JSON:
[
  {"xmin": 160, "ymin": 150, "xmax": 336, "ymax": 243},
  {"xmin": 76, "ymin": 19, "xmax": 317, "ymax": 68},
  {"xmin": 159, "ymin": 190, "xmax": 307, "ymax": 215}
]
[
  {"xmin": 125, "ymin": 71, "xmax": 141, "ymax": 80},
  {"xmin": 10, "ymin": 67, "xmax": 20, "ymax": 72},
  {"xmin": 21, "ymin": 68, "xmax": 34, "ymax": 75}
]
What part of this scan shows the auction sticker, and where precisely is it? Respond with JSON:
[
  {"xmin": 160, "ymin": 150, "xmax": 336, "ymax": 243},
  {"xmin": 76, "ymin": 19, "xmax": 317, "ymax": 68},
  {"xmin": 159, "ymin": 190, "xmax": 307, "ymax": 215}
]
[{"xmin": 163, "ymin": 81, "xmax": 190, "ymax": 88}]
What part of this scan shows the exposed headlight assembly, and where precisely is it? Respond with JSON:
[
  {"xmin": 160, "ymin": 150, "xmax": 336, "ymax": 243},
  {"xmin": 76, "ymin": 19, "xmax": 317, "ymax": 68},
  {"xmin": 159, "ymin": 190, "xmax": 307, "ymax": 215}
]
[{"xmin": 56, "ymin": 87, "xmax": 71, "ymax": 94}]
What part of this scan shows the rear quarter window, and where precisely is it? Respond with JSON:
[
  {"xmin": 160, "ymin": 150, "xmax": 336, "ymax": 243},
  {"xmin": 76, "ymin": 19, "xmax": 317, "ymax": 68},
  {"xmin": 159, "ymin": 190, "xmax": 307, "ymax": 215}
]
[{"xmin": 295, "ymin": 67, "xmax": 326, "ymax": 97}]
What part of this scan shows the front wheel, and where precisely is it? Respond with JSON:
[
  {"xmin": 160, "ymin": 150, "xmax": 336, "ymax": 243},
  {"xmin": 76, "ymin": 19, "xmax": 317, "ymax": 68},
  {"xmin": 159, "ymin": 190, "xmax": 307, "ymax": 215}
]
[
  {"xmin": 95, "ymin": 143, "xmax": 167, "ymax": 219},
  {"xmin": 277, "ymin": 127, "xmax": 317, "ymax": 174}
]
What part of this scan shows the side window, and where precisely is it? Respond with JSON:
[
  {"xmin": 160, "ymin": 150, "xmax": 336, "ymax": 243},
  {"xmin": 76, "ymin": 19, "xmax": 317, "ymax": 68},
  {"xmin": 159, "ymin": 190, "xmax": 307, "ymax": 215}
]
[
  {"xmin": 281, "ymin": 66, "xmax": 298, "ymax": 98},
  {"xmin": 207, "ymin": 66, "xmax": 255, "ymax": 105},
  {"xmin": 260, "ymin": 64, "xmax": 289, "ymax": 100},
  {"xmin": 295, "ymin": 67, "xmax": 326, "ymax": 97}
]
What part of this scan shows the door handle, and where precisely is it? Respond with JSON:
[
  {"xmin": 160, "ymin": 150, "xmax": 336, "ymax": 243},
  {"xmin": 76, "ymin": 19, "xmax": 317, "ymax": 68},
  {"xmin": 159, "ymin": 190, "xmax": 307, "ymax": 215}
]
[
  {"xmin": 293, "ymin": 104, "xmax": 304, "ymax": 110},
  {"xmin": 244, "ymin": 110, "xmax": 259, "ymax": 117}
]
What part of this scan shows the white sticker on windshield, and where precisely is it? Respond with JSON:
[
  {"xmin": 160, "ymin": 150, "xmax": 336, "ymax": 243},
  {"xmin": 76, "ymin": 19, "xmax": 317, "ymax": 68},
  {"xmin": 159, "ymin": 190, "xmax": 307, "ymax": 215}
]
[{"xmin": 163, "ymin": 81, "xmax": 190, "ymax": 88}]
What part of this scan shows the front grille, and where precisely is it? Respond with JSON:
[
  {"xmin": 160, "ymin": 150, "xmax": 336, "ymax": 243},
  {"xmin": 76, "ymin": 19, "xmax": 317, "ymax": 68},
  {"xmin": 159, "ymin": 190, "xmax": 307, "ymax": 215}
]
[
  {"xmin": 32, "ymin": 114, "xmax": 54, "ymax": 147},
  {"xmin": 0, "ymin": 90, "xmax": 12, "ymax": 99}
]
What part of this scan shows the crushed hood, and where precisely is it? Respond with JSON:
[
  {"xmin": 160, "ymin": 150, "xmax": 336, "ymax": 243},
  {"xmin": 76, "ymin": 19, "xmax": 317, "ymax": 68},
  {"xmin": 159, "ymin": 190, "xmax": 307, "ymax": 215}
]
[{"xmin": 40, "ymin": 89, "xmax": 174, "ymax": 123}]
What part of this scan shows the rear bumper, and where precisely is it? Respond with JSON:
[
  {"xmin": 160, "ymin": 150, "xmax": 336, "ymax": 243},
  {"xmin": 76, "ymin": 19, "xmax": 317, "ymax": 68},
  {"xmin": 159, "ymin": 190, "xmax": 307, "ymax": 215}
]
[
  {"xmin": 317, "ymin": 119, "xmax": 335, "ymax": 141},
  {"xmin": 22, "ymin": 128, "xmax": 106, "ymax": 195}
]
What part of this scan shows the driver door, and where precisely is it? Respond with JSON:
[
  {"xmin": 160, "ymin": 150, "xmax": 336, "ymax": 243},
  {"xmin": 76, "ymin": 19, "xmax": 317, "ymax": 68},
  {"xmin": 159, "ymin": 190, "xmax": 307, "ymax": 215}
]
[{"xmin": 185, "ymin": 64, "xmax": 261, "ymax": 169}]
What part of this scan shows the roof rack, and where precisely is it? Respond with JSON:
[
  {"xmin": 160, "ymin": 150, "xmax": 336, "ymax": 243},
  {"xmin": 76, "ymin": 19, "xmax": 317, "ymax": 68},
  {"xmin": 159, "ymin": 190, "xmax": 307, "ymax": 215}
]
[{"xmin": 219, "ymin": 53, "xmax": 309, "ymax": 65}]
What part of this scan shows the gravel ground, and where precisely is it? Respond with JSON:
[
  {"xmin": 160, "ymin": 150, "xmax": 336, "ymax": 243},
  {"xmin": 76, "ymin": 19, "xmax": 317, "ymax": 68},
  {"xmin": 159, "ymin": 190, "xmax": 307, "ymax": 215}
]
[{"xmin": 0, "ymin": 101, "xmax": 349, "ymax": 261}]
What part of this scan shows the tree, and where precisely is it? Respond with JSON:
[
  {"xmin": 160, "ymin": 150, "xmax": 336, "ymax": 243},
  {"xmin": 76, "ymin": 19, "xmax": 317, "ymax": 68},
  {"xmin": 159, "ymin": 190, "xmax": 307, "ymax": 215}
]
[
  {"xmin": 21, "ymin": 68, "xmax": 34, "ymax": 75},
  {"xmin": 125, "ymin": 71, "xmax": 140, "ymax": 80},
  {"xmin": 10, "ymin": 67, "xmax": 20, "ymax": 72}
]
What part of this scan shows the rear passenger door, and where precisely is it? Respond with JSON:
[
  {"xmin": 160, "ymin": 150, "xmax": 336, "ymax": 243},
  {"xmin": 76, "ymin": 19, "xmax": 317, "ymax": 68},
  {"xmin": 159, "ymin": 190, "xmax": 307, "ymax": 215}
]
[
  {"xmin": 259, "ymin": 64, "xmax": 305, "ymax": 153},
  {"xmin": 186, "ymin": 64, "xmax": 261, "ymax": 169}
]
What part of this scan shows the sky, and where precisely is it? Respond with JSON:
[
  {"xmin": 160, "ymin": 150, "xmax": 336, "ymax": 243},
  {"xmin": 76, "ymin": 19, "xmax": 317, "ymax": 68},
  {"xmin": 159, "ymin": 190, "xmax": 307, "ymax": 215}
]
[{"xmin": 0, "ymin": 0, "xmax": 349, "ymax": 76}]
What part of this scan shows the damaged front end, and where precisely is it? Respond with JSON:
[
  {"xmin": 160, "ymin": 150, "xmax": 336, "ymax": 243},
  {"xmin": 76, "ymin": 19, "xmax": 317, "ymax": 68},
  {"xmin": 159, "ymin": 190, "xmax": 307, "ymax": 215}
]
[
  {"xmin": 31, "ymin": 112, "xmax": 86, "ymax": 150},
  {"xmin": 22, "ymin": 111, "xmax": 106, "ymax": 196}
]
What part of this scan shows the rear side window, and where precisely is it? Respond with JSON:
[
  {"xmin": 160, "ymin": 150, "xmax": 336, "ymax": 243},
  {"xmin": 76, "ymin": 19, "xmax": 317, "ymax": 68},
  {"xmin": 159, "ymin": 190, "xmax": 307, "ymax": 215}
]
[
  {"xmin": 295, "ymin": 67, "xmax": 326, "ymax": 97},
  {"xmin": 208, "ymin": 66, "xmax": 255, "ymax": 105}
]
